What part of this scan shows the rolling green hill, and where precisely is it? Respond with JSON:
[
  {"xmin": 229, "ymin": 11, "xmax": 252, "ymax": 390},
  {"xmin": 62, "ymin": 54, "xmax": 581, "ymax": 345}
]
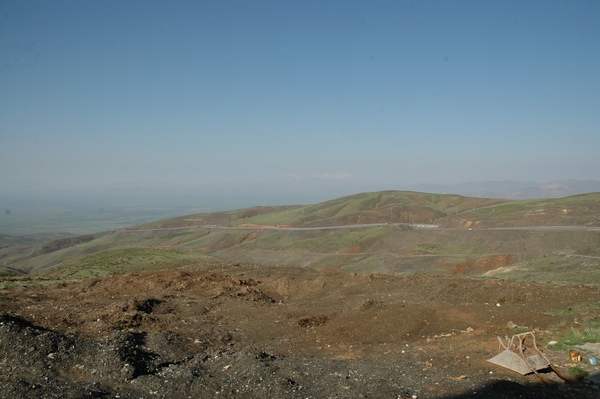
[
  {"xmin": 133, "ymin": 191, "xmax": 508, "ymax": 229},
  {"xmin": 1, "ymin": 191, "xmax": 599, "ymax": 285},
  {"xmin": 38, "ymin": 248, "xmax": 222, "ymax": 279}
]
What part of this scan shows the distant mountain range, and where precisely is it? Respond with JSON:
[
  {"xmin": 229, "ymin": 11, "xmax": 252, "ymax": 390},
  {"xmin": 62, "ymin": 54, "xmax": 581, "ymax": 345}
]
[{"xmin": 411, "ymin": 179, "xmax": 600, "ymax": 200}]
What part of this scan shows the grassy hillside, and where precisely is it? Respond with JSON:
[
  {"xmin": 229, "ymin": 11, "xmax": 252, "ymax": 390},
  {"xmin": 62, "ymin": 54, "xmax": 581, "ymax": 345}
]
[
  {"xmin": 39, "ymin": 248, "xmax": 221, "ymax": 279},
  {"xmin": 1, "ymin": 191, "xmax": 599, "ymax": 285},
  {"xmin": 0, "ymin": 232, "xmax": 115, "ymax": 274},
  {"xmin": 482, "ymin": 250, "xmax": 600, "ymax": 286},
  {"xmin": 0, "ymin": 234, "xmax": 41, "ymax": 249},
  {"xmin": 131, "ymin": 191, "xmax": 509, "ymax": 230},
  {"xmin": 225, "ymin": 191, "xmax": 507, "ymax": 227},
  {"xmin": 136, "ymin": 191, "xmax": 600, "ymax": 230},
  {"xmin": 440, "ymin": 192, "xmax": 600, "ymax": 228},
  {"xmin": 0, "ymin": 265, "xmax": 27, "ymax": 277},
  {"xmin": 135, "ymin": 205, "xmax": 301, "ymax": 230}
]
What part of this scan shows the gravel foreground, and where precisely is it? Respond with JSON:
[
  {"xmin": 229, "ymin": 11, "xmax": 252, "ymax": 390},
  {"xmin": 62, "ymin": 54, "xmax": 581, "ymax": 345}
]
[{"xmin": 1, "ymin": 263, "xmax": 599, "ymax": 398}]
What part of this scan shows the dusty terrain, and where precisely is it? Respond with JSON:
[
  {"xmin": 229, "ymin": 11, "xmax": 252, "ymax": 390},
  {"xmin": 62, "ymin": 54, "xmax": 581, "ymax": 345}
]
[{"xmin": 1, "ymin": 262, "xmax": 600, "ymax": 398}]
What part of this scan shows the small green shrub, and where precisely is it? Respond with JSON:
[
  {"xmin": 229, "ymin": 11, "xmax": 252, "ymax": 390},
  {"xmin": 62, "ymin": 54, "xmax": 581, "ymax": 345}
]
[
  {"xmin": 561, "ymin": 326, "xmax": 600, "ymax": 346},
  {"xmin": 567, "ymin": 366, "xmax": 588, "ymax": 380}
]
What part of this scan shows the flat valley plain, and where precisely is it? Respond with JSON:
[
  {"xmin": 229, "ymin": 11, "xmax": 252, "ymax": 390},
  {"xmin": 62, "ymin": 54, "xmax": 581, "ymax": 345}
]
[{"xmin": 1, "ymin": 191, "xmax": 600, "ymax": 398}]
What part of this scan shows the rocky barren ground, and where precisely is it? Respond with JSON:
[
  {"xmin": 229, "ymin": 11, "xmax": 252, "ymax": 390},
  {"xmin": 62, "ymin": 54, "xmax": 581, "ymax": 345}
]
[{"xmin": 1, "ymin": 262, "xmax": 600, "ymax": 398}]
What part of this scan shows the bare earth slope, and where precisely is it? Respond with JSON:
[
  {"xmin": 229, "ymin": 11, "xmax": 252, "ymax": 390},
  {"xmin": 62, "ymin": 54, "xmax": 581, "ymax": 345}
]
[{"xmin": 2, "ymin": 262, "xmax": 600, "ymax": 398}]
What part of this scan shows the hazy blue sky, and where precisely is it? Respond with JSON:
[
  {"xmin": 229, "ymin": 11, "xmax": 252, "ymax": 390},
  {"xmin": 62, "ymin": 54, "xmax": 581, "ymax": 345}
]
[{"xmin": 2, "ymin": 0, "xmax": 599, "ymax": 205}]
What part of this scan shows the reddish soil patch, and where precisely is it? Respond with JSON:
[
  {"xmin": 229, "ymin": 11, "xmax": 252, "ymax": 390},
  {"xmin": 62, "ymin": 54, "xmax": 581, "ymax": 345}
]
[
  {"xmin": 475, "ymin": 254, "xmax": 514, "ymax": 271},
  {"xmin": 339, "ymin": 244, "xmax": 362, "ymax": 254},
  {"xmin": 436, "ymin": 255, "xmax": 515, "ymax": 276}
]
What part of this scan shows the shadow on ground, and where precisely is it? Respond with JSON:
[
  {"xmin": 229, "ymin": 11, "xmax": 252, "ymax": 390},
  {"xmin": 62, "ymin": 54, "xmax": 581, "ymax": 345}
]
[{"xmin": 443, "ymin": 379, "xmax": 597, "ymax": 398}]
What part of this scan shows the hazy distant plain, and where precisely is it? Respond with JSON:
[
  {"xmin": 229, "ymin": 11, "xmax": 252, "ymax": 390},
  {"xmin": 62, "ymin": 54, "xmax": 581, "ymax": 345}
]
[{"xmin": 3, "ymin": 179, "xmax": 600, "ymax": 236}]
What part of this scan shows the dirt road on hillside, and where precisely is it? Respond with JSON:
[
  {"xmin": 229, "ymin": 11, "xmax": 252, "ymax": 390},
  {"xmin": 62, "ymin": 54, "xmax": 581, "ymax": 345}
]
[{"xmin": 1, "ymin": 263, "xmax": 600, "ymax": 398}]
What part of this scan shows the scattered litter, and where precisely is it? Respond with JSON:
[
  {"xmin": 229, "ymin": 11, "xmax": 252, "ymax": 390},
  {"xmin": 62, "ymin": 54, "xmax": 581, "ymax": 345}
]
[
  {"xmin": 569, "ymin": 350, "xmax": 582, "ymax": 363},
  {"xmin": 427, "ymin": 332, "xmax": 454, "ymax": 341}
]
